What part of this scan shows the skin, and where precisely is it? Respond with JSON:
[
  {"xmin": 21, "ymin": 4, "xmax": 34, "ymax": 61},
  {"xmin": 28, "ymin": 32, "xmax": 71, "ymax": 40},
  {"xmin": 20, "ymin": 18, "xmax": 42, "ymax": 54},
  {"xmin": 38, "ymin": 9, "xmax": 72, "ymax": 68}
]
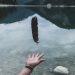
[{"xmin": 19, "ymin": 53, "xmax": 45, "ymax": 75}]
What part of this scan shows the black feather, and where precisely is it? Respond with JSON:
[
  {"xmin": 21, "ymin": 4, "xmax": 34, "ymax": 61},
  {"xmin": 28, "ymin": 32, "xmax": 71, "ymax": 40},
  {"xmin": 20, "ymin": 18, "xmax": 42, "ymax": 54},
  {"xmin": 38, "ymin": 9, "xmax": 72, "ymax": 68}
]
[{"xmin": 31, "ymin": 16, "xmax": 39, "ymax": 43}]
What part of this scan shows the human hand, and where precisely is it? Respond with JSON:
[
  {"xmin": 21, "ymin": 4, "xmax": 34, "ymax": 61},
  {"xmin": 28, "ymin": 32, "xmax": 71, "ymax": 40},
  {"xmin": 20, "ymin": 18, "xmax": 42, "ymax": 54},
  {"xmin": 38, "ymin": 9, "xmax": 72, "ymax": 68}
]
[{"xmin": 26, "ymin": 53, "xmax": 45, "ymax": 69}]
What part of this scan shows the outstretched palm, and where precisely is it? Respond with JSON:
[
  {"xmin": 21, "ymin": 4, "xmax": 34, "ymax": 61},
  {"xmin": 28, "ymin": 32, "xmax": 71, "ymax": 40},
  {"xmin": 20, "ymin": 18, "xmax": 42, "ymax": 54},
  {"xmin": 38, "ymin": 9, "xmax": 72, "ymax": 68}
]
[{"xmin": 26, "ymin": 53, "xmax": 45, "ymax": 68}]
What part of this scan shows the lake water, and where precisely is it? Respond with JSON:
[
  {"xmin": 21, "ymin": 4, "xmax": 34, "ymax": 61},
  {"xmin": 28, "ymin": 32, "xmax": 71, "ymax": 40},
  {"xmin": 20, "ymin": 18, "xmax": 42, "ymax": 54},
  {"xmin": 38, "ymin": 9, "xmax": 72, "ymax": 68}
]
[{"xmin": 0, "ymin": 14, "xmax": 75, "ymax": 75}]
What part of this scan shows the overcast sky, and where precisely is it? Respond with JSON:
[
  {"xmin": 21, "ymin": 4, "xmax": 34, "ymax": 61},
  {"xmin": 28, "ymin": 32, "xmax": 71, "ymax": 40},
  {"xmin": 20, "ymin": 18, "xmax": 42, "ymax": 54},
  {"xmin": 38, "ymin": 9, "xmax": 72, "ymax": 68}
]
[
  {"xmin": 0, "ymin": 14, "xmax": 75, "ymax": 75},
  {"xmin": 0, "ymin": 14, "xmax": 75, "ymax": 53}
]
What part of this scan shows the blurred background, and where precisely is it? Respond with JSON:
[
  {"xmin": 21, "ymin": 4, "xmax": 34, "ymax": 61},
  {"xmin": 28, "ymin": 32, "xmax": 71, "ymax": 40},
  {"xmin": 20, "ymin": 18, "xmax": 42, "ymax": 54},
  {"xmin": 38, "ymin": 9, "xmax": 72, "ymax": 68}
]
[{"xmin": 0, "ymin": 0, "xmax": 75, "ymax": 75}]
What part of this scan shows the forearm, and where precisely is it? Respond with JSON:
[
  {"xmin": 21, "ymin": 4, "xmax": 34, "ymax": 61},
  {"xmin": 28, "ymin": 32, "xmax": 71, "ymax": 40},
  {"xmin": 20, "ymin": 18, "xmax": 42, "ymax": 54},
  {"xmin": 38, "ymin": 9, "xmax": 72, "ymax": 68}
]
[
  {"xmin": 19, "ymin": 53, "xmax": 44, "ymax": 75},
  {"xmin": 19, "ymin": 68, "xmax": 33, "ymax": 75}
]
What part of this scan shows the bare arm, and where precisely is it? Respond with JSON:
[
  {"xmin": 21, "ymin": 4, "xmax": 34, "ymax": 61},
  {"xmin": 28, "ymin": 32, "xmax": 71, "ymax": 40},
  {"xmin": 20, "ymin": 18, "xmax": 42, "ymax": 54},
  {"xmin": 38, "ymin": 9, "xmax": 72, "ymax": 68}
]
[{"xmin": 19, "ymin": 53, "xmax": 45, "ymax": 75}]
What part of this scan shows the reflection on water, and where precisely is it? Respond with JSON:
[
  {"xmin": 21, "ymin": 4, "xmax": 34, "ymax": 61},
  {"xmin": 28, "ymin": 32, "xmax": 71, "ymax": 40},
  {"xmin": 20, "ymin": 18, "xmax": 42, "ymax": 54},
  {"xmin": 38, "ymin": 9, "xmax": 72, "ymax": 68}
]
[{"xmin": 0, "ymin": 14, "xmax": 75, "ymax": 75}]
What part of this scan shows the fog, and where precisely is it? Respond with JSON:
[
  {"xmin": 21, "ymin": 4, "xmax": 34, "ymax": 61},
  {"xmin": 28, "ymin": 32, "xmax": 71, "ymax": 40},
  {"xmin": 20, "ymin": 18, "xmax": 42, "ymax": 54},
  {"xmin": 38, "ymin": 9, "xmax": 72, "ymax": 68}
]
[{"xmin": 0, "ymin": 14, "xmax": 75, "ymax": 75}]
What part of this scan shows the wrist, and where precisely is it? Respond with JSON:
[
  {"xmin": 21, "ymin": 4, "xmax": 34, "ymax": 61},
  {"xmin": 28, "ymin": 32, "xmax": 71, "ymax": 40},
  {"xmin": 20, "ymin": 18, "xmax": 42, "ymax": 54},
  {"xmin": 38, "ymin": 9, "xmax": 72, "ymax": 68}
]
[
  {"xmin": 26, "ymin": 64, "xmax": 36, "ymax": 69},
  {"xmin": 25, "ymin": 65, "xmax": 34, "ymax": 72}
]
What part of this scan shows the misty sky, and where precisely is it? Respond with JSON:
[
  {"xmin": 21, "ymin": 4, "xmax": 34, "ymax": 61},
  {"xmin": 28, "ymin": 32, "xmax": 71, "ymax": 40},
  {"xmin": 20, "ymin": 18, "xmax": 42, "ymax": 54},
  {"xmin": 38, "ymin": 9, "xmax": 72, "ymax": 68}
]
[
  {"xmin": 0, "ymin": 14, "xmax": 75, "ymax": 75},
  {"xmin": 0, "ymin": 14, "xmax": 75, "ymax": 56}
]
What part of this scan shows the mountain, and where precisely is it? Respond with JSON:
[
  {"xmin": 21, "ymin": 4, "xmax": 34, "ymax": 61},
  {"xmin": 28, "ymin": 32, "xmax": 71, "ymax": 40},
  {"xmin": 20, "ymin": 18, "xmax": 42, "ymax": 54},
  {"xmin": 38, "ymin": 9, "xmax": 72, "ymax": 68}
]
[{"xmin": 0, "ymin": 0, "xmax": 75, "ymax": 29}]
